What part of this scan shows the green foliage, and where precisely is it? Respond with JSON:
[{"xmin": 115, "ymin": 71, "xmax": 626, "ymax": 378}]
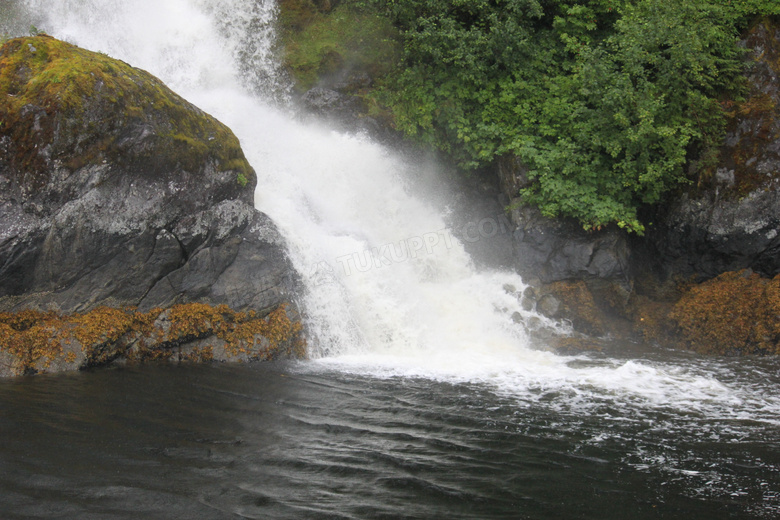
[
  {"xmin": 517, "ymin": 0, "xmax": 745, "ymax": 231},
  {"xmin": 367, "ymin": 0, "xmax": 774, "ymax": 232},
  {"xmin": 710, "ymin": 0, "xmax": 780, "ymax": 28},
  {"xmin": 279, "ymin": 0, "xmax": 400, "ymax": 91}
]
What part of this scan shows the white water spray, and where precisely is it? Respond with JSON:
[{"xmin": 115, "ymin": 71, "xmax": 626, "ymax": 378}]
[{"xmin": 12, "ymin": 0, "xmax": 780, "ymax": 421}]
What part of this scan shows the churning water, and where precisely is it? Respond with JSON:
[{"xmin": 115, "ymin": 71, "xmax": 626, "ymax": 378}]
[{"xmin": 2, "ymin": 0, "xmax": 780, "ymax": 517}]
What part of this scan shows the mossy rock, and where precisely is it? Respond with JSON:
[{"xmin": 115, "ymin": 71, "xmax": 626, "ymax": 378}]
[
  {"xmin": 0, "ymin": 35, "xmax": 294, "ymax": 320},
  {"xmin": 0, "ymin": 35, "xmax": 253, "ymax": 192},
  {"xmin": 278, "ymin": 1, "xmax": 399, "ymax": 92}
]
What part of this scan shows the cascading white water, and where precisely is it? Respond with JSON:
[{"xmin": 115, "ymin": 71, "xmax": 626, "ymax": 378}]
[
  {"xmin": 18, "ymin": 0, "xmax": 546, "ymax": 365},
  {"xmin": 10, "ymin": 0, "xmax": 780, "ymax": 421}
]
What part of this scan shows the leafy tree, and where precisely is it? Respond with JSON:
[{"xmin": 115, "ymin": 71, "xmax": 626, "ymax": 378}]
[{"xmin": 369, "ymin": 0, "xmax": 773, "ymax": 232}]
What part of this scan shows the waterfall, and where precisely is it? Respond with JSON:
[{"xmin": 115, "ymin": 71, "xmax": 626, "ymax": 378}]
[
  {"xmin": 9, "ymin": 0, "xmax": 780, "ymax": 420},
  {"xmin": 18, "ymin": 0, "xmax": 546, "ymax": 367},
  {"xmin": 200, "ymin": 0, "xmax": 292, "ymax": 103}
]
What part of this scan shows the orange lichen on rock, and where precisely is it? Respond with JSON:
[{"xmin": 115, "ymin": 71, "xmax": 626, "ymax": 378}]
[
  {"xmin": 545, "ymin": 280, "xmax": 607, "ymax": 337},
  {"xmin": 670, "ymin": 270, "xmax": 780, "ymax": 355},
  {"xmin": 0, "ymin": 303, "xmax": 305, "ymax": 376},
  {"xmin": 0, "ymin": 310, "xmax": 69, "ymax": 374}
]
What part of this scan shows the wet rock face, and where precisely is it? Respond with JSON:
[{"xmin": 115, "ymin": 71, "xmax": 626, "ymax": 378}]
[
  {"xmin": 301, "ymin": 86, "xmax": 362, "ymax": 120},
  {"xmin": 650, "ymin": 190, "xmax": 780, "ymax": 279},
  {"xmin": 507, "ymin": 206, "xmax": 632, "ymax": 337},
  {"xmin": 0, "ymin": 35, "xmax": 294, "ymax": 314},
  {"xmin": 299, "ymin": 84, "xmax": 391, "ymax": 140},
  {"xmin": 510, "ymin": 206, "xmax": 631, "ymax": 287},
  {"xmin": 648, "ymin": 20, "xmax": 780, "ymax": 280}
]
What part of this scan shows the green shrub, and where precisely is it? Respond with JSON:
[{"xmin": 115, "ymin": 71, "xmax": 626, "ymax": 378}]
[{"xmin": 368, "ymin": 0, "xmax": 776, "ymax": 232}]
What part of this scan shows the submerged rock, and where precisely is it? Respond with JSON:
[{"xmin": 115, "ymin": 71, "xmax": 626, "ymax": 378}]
[{"xmin": 0, "ymin": 36, "xmax": 300, "ymax": 373}]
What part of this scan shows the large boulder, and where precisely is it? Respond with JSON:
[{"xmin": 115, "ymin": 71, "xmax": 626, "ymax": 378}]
[
  {"xmin": 0, "ymin": 35, "xmax": 295, "ymax": 314},
  {"xmin": 497, "ymin": 153, "xmax": 631, "ymax": 293},
  {"xmin": 510, "ymin": 206, "xmax": 631, "ymax": 287}
]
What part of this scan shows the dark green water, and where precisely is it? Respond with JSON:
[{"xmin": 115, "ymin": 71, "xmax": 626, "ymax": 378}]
[{"xmin": 0, "ymin": 359, "xmax": 778, "ymax": 519}]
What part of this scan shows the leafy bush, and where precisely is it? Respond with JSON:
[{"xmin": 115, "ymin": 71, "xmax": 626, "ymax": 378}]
[{"xmin": 369, "ymin": 0, "xmax": 774, "ymax": 232}]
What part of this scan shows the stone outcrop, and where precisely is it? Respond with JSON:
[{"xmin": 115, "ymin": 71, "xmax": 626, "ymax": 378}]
[
  {"xmin": 498, "ymin": 19, "xmax": 780, "ymax": 354},
  {"xmin": 0, "ymin": 36, "xmax": 301, "ymax": 374},
  {"xmin": 298, "ymin": 80, "xmax": 397, "ymax": 143},
  {"xmin": 644, "ymin": 19, "xmax": 780, "ymax": 282},
  {"xmin": 509, "ymin": 206, "xmax": 631, "ymax": 287}
]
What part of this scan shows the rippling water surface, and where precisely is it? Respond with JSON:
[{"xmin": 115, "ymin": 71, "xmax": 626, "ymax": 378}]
[{"xmin": 1, "ymin": 357, "xmax": 778, "ymax": 520}]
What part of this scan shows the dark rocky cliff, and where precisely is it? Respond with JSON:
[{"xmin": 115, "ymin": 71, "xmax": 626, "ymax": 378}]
[
  {"xmin": 0, "ymin": 36, "xmax": 302, "ymax": 375},
  {"xmin": 644, "ymin": 19, "xmax": 780, "ymax": 282}
]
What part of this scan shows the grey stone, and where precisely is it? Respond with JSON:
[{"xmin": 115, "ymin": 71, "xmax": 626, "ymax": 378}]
[
  {"xmin": 0, "ymin": 36, "xmax": 295, "ymax": 315},
  {"xmin": 509, "ymin": 206, "xmax": 630, "ymax": 287},
  {"xmin": 537, "ymin": 294, "xmax": 561, "ymax": 318}
]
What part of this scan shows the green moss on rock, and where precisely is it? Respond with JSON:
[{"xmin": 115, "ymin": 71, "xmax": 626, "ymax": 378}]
[
  {"xmin": 278, "ymin": 1, "xmax": 399, "ymax": 92},
  {"xmin": 0, "ymin": 35, "xmax": 253, "ymax": 190}
]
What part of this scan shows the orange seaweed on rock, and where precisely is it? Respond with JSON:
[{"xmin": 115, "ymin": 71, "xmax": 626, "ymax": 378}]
[
  {"xmin": 0, "ymin": 303, "xmax": 305, "ymax": 376},
  {"xmin": 0, "ymin": 309, "xmax": 68, "ymax": 374},
  {"xmin": 670, "ymin": 270, "xmax": 780, "ymax": 355},
  {"xmin": 155, "ymin": 302, "xmax": 304, "ymax": 359},
  {"xmin": 220, "ymin": 303, "xmax": 305, "ymax": 360}
]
